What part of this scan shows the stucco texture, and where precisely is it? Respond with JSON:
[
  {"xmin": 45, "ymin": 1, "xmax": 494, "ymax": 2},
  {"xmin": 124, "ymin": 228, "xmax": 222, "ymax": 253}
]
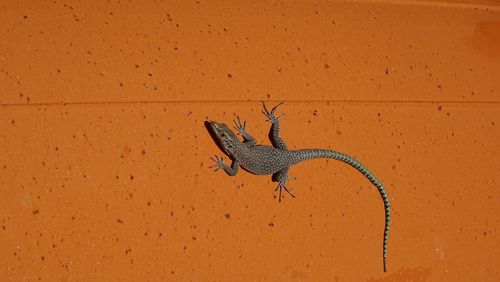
[{"xmin": 1, "ymin": 1, "xmax": 499, "ymax": 281}]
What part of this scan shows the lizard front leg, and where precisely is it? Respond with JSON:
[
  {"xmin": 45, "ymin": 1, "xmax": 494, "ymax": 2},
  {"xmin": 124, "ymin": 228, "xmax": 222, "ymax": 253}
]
[
  {"xmin": 262, "ymin": 101, "xmax": 288, "ymax": 150},
  {"xmin": 233, "ymin": 116, "xmax": 257, "ymax": 146},
  {"xmin": 272, "ymin": 168, "xmax": 295, "ymax": 202},
  {"xmin": 210, "ymin": 155, "xmax": 239, "ymax": 176}
]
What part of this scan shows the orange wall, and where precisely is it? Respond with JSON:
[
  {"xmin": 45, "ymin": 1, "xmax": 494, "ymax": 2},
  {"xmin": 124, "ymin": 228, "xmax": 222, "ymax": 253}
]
[{"xmin": 1, "ymin": 1, "xmax": 499, "ymax": 281}]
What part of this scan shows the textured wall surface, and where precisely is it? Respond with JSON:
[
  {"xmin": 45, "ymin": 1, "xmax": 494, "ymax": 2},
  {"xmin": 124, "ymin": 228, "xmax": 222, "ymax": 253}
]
[{"xmin": 1, "ymin": 0, "xmax": 499, "ymax": 281}]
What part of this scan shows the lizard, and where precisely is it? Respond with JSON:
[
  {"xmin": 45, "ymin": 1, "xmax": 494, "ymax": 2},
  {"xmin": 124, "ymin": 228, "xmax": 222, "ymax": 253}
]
[{"xmin": 207, "ymin": 102, "xmax": 391, "ymax": 272}]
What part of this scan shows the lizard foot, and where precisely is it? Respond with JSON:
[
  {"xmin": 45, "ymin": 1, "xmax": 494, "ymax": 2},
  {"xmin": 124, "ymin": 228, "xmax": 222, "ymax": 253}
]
[
  {"xmin": 262, "ymin": 101, "xmax": 285, "ymax": 123},
  {"xmin": 209, "ymin": 155, "xmax": 225, "ymax": 171},
  {"xmin": 275, "ymin": 181, "xmax": 295, "ymax": 202},
  {"xmin": 232, "ymin": 116, "xmax": 247, "ymax": 136}
]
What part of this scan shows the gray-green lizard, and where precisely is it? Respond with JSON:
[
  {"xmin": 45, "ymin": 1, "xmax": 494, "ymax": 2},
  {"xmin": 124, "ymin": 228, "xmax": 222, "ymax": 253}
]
[{"xmin": 207, "ymin": 102, "xmax": 390, "ymax": 272}]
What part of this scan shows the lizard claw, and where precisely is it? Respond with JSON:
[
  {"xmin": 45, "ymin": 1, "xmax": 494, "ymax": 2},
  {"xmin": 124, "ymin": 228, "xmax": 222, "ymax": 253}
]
[
  {"xmin": 209, "ymin": 155, "xmax": 225, "ymax": 171},
  {"xmin": 274, "ymin": 181, "xmax": 295, "ymax": 202},
  {"xmin": 262, "ymin": 101, "xmax": 285, "ymax": 123},
  {"xmin": 232, "ymin": 116, "xmax": 247, "ymax": 136}
]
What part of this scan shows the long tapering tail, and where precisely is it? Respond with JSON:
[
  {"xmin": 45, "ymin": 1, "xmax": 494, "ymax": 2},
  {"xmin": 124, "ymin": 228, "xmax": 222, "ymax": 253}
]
[{"xmin": 292, "ymin": 148, "xmax": 390, "ymax": 272}]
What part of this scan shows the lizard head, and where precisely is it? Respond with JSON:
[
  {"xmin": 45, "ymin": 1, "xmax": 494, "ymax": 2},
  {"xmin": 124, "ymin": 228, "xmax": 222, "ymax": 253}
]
[{"xmin": 207, "ymin": 121, "xmax": 240, "ymax": 156}]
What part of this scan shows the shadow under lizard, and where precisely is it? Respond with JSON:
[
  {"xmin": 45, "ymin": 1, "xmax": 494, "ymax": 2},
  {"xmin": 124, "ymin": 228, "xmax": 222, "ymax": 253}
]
[{"xmin": 207, "ymin": 102, "xmax": 391, "ymax": 272}]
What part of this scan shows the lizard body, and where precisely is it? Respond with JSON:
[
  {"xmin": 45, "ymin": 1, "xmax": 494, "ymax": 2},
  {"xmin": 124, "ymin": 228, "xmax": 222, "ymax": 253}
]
[{"xmin": 208, "ymin": 102, "xmax": 391, "ymax": 272}]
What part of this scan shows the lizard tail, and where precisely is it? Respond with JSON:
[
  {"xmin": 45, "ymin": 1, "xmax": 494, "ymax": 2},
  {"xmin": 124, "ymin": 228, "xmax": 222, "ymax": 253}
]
[{"xmin": 293, "ymin": 148, "xmax": 390, "ymax": 272}]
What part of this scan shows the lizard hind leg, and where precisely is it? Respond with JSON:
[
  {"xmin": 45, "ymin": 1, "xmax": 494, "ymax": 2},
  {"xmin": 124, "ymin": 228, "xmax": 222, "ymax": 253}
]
[
  {"xmin": 272, "ymin": 169, "xmax": 295, "ymax": 202},
  {"xmin": 262, "ymin": 101, "xmax": 285, "ymax": 123},
  {"xmin": 275, "ymin": 181, "xmax": 295, "ymax": 203}
]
